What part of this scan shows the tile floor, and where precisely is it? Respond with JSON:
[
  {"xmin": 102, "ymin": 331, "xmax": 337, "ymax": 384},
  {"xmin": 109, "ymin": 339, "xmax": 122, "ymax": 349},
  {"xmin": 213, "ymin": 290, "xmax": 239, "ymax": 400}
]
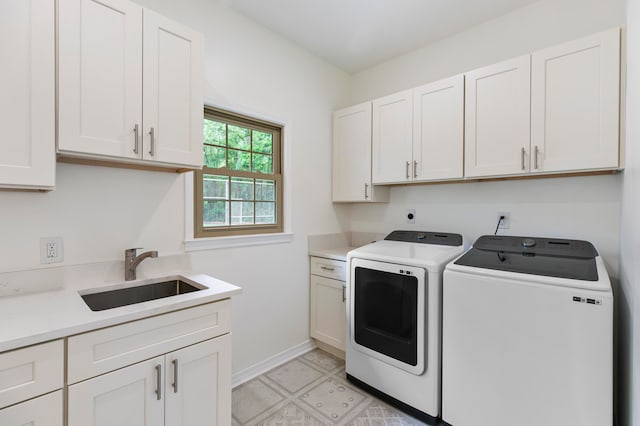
[{"xmin": 232, "ymin": 348, "xmax": 430, "ymax": 426}]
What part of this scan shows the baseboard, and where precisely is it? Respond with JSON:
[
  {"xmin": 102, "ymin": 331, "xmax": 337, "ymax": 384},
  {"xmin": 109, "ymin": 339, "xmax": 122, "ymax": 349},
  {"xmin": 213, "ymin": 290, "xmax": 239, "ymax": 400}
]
[
  {"xmin": 232, "ymin": 339, "xmax": 316, "ymax": 388},
  {"xmin": 314, "ymin": 340, "xmax": 345, "ymax": 360}
]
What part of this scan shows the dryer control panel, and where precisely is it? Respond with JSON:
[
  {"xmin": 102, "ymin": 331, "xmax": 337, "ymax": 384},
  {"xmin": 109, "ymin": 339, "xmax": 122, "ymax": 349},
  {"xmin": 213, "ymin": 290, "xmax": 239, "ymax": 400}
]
[{"xmin": 385, "ymin": 230, "xmax": 463, "ymax": 246}]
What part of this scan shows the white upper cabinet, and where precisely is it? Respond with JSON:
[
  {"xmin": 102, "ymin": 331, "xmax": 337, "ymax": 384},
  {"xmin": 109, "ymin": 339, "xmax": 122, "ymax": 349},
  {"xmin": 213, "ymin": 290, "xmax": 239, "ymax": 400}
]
[
  {"xmin": 58, "ymin": 0, "xmax": 203, "ymax": 169},
  {"xmin": 413, "ymin": 75, "xmax": 464, "ymax": 181},
  {"xmin": 332, "ymin": 102, "xmax": 389, "ymax": 202},
  {"xmin": 372, "ymin": 90, "xmax": 413, "ymax": 184},
  {"xmin": 336, "ymin": 28, "xmax": 621, "ymax": 189},
  {"xmin": 370, "ymin": 77, "xmax": 464, "ymax": 185},
  {"xmin": 0, "ymin": 0, "xmax": 55, "ymax": 190},
  {"xmin": 465, "ymin": 55, "xmax": 531, "ymax": 178},
  {"xmin": 58, "ymin": 0, "xmax": 142, "ymax": 160},
  {"xmin": 531, "ymin": 28, "xmax": 620, "ymax": 173},
  {"xmin": 142, "ymin": 9, "xmax": 204, "ymax": 167}
]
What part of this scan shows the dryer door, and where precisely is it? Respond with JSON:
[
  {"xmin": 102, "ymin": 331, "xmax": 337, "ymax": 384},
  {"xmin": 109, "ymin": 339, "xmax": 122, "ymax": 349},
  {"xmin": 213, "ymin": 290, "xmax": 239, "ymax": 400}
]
[{"xmin": 349, "ymin": 258, "xmax": 426, "ymax": 375}]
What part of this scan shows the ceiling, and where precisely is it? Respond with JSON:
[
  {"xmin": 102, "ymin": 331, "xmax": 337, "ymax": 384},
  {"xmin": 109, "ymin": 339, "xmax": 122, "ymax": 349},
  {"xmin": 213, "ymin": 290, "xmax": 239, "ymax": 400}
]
[{"xmin": 226, "ymin": 0, "xmax": 541, "ymax": 74}]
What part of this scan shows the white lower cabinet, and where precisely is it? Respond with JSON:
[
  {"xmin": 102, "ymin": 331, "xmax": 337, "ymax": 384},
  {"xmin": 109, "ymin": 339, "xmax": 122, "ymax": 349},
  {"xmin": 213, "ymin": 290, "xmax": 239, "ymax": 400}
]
[
  {"xmin": 165, "ymin": 336, "xmax": 232, "ymax": 426},
  {"xmin": 66, "ymin": 300, "xmax": 232, "ymax": 426},
  {"xmin": 68, "ymin": 355, "xmax": 165, "ymax": 426},
  {"xmin": 0, "ymin": 299, "xmax": 235, "ymax": 426},
  {"xmin": 0, "ymin": 339, "xmax": 63, "ymax": 425},
  {"xmin": 310, "ymin": 256, "xmax": 346, "ymax": 351},
  {"xmin": 68, "ymin": 334, "xmax": 231, "ymax": 426},
  {"xmin": 310, "ymin": 275, "xmax": 346, "ymax": 351},
  {"xmin": 0, "ymin": 390, "xmax": 63, "ymax": 426}
]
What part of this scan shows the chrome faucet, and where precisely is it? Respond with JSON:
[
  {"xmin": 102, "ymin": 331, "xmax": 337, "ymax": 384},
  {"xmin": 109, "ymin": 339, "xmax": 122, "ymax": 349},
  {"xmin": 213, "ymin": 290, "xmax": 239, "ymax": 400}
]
[{"xmin": 124, "ymin": 248, "xmax": 158, "ymax": 281}]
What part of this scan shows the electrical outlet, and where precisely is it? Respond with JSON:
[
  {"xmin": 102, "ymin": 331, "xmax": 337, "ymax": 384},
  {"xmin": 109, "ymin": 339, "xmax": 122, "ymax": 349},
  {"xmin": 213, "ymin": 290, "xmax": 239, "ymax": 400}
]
[
  {"xmin": 40, "ymin": 237, "xmax": 63, "ymax": 264},
  {"xmin": 406, "ymin": 209, "xmax": 416, "ymax": 224},
  {"xmin": 497, "ymin": 212, "xmax": 510, "ymax": 229}
]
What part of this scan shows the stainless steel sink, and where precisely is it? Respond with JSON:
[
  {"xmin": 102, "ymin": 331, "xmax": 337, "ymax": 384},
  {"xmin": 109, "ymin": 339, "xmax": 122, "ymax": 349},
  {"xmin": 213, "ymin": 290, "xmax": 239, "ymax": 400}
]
[{"xmin": 80, "ymin": 278, "xmax": 203, "ymax": 311}]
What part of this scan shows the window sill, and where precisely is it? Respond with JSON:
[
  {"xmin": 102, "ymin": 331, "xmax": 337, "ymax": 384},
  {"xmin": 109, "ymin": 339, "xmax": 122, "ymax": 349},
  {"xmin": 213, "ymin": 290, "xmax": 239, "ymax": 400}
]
[{"xmin": 184, "ymin": 232, "xmax": 294, "ymax": 252}]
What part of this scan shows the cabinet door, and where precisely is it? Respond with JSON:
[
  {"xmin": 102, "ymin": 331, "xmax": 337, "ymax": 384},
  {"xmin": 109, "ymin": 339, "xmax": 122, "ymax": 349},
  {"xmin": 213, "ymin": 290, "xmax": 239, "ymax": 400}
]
[
  {"xmin": 465, "ymin": 55, "xmax": 531, "ymax": 178},
  {"xmin": 372, "ymin": 90, "xmax": 413, "ymax": 184},
  {"xmin": 531, "ymin": 28, "xmax": 620, "ymax": 173},
  {"xmin": 0, "ymin": 0, "xmax": 55, "ymax": 190},
  {"xmin": 310, "ymin": 275, "xmax": 346, "ymax": 351},
  {"xmin": 413, "ymin": 75, "xmax": 464, "ymax": 181},
  {"xmin": 58, "ymin": 0, "xmax": 143, "ymax": 159},
  {"xmin": 142, "ymin": 9, "xmax": 203, "ymax": 167},
  {"xmin": 165, "ymin": 335, "xmax": 232, "ymax": 426},
  {"xmin": 332, "ymin": 103, "xmax": 388, "ymax": 202},
  {"xmin": 0, "ymin": 390, "xmax": 62, "ymax": 426},
  {"xmin": 68, "ymin": 356, "xmax": 164, "ymax": 426}
]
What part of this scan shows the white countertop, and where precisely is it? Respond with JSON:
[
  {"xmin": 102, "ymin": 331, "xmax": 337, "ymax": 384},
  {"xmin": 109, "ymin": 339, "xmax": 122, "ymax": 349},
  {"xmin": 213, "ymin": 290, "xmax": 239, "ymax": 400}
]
[
  {"xmin": 309, "ymin": 246, "xmax": 357, "ymax": 262},
  {"xmin": 0, "ymin": 262, "xmax": 242, "ymax": 353}
]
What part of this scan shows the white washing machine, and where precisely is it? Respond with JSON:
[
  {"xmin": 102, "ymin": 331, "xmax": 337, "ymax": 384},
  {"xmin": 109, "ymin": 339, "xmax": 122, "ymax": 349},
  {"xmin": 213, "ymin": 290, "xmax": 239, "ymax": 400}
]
[
  {"xmin": 346, "ymin": 230, "xmax": 465, "ymax": 424},
  {"xmin": 442, "ymin": 235, "xmax": 613, "ymax": 426}
]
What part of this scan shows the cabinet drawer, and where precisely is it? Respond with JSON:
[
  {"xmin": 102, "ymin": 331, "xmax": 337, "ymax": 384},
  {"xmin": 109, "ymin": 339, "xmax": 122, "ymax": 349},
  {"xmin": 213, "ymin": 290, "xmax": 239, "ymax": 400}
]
[
  {"xmin": 0, "ymin": 390, "xmax": 63, "ymax": 426},
  {"xmin": 0, "ymin": 340, "xmax": 63, "ymax": 409},
  {"xmin": 68, "ymin": 300, "xmax": 230, "ymax": 384},
  {"xmin": 310, "ymin": 257, "xmax": 346, "ymax": 281}
]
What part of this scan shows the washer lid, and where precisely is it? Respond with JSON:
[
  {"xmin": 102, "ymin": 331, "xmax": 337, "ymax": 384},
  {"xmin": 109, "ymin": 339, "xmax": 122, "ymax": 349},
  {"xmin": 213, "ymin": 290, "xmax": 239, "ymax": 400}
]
[
  {"xmin": 454, "ymin": 235, "xmax": 599, "ymax": 281},
  {"xmin": 384, "ymin": 230, "xmax": 463, "ymax": 246}
]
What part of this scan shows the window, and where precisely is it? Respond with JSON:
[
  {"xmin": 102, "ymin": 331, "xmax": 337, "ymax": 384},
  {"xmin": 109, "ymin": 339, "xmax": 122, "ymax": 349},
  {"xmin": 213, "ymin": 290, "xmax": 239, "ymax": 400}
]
[{"xmin": 194, "ymin": 106, "xmax": 283, "ymax": 237}]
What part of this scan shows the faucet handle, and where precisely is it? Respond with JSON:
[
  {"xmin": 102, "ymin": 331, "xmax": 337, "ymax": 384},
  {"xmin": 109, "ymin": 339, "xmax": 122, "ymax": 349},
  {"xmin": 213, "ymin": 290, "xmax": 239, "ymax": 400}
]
[{"xmin": 125, "ymin": 247, "xmax": 143, "ymax": 255}]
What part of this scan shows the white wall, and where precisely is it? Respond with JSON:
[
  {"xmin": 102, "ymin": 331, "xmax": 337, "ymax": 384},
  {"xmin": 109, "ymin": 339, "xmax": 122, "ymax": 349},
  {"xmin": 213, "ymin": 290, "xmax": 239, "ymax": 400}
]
[
  {"xmin": 350, "ymin": 0, "xmax": 626, "ymax": 104},
  {"xmin": 0, "ymin": 0, "xmax": 350, "ymax": 374},
  {"xmin": 350, "ymin": 175, "xmax": 621, "ymax": 273},
  {"xmin": 619, "ymin": 0, "xmax": 639, "ymax": 424},
  {"xmin": 0, "ymin": 164, "xmax": 187, "ymax": 270}
]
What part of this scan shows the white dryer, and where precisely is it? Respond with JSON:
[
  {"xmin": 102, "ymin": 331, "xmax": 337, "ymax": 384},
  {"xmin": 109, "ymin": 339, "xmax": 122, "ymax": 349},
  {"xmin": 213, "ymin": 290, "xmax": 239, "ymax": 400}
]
[
  {"xmin": 346, "ymin": 230, "xmax": 465, "ymax": 424},
  {"xmin": 442, "ymin": 235, "xmax": 613, "ymax": 426}
]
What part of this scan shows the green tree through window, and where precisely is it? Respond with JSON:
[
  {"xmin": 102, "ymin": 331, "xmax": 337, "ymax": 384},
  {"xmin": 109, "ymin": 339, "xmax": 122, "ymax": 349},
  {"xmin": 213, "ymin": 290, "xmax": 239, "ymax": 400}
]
[{"xmin": 195, "ymin": 107, "xmax": 283, "ymax": 237}]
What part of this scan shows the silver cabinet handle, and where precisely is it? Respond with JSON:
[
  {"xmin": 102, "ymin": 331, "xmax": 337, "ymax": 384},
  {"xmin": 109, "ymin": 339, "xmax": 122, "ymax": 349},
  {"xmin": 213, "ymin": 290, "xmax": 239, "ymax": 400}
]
[
  {"xmin": 172, "ymin": 359, "xmax": 179, "ymax": 393},
  {"xmin": 521, "ymin": 147, "xmax": 526, "ymax": 170},
  {"xmin": 342, "ymin": 283, "xmax": 346, "ymax": 302},
  {"xmin": 406, "ymin": 161, "xmax": 410, "ymax": 179},
  {"xmin": 320, "ymin": 266, "xmax": 335, "ymax": 272},
  {"xmin": 149, "ymin": 127, "xmax": 155, "ymax": 156},
  {"xmin": 133, "ymin": 124, "xmax": 140, "ymax": 154},
  {"xmin": 155, "ymin": 364, "xmax": 162, "ymax": 400},
  {"xmin": 534, "ymin": 145, "xmax": 539, "ymax": 170},
  {"xmin": 413, "ymin": 160, "xmax": 418, "ymax": 178},
  {"xmin": 364, "ymin": 183, "xmax": 369, "ymax": 199}
]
